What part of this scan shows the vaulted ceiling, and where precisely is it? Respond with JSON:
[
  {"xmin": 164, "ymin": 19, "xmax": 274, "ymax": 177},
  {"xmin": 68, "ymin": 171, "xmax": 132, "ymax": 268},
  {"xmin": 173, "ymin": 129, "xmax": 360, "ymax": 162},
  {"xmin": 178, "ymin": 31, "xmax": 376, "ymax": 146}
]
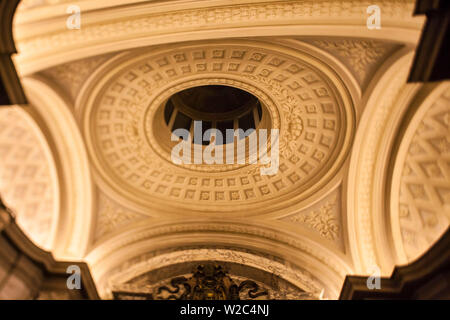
[{"xmin": 0, "ymin": 0, "xmax": 448, "ymax": 299}]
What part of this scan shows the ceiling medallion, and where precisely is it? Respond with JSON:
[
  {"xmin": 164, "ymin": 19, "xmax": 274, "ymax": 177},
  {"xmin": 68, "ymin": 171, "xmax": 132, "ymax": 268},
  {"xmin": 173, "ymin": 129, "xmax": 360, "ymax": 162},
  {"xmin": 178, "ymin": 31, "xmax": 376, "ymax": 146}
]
[{"xmin": 83, "ymin": 41, "xmax": 353, "ymax": 215}]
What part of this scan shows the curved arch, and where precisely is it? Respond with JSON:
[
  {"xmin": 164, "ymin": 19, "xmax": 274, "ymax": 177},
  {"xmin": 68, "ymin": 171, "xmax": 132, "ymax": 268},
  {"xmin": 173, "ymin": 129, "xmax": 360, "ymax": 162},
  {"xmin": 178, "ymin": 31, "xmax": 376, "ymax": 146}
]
[
  {"xmin": 86, "ymin": 219, "xmax": 353, "ymax": 299},
  {"xmin": 13, "ymin": 0, "xmax": 424, "ymax": 75},
  {"xmin": 389, "ymin": 82, "xmax": 450, "ymax": 263},
  {"xmin": 21, "ymin": 76, "xmax": 94, "ymax": 259},
  {"xmin": 347, "ymin": 49, "xmax": 419, "ymax": 275},
  {"xmin": 0, "ymin": 106, "xmax": 59, "ymax": 250}
]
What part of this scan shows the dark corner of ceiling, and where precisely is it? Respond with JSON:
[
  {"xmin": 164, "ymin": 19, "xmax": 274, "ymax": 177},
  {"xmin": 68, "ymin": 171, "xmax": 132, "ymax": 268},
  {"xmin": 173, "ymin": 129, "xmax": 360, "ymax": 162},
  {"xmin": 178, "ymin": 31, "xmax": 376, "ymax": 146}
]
[
  {"xmin": 0, "ymin": 0, "xmax": 27, "ymax": 106},
  {"xmin": 408, "ymin": 0, "xmax": 450, "ymax": 82}
]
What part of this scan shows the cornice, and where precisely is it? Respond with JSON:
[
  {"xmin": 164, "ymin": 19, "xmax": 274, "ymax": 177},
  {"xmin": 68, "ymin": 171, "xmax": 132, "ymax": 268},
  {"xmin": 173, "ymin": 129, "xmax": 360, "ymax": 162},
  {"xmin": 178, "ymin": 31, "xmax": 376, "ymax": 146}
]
[
  {"xmin": 13, "ymin": 0, "xmax": 424, "ymax": 75},
  {"xmin": 87, "ymin": 219, "xmax": 352, "ymax": 275}
]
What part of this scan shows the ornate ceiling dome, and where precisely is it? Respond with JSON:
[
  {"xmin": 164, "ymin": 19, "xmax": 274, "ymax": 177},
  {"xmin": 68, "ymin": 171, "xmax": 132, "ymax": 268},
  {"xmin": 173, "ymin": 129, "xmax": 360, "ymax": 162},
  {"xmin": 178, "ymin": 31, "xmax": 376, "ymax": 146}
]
[
  {"xmin": 79, "ymin": 40, "xmax": 354, "ymax": 217},
  {"xmin": 9, "ymin": 0, "xmax": 448, "ymax": 301}
]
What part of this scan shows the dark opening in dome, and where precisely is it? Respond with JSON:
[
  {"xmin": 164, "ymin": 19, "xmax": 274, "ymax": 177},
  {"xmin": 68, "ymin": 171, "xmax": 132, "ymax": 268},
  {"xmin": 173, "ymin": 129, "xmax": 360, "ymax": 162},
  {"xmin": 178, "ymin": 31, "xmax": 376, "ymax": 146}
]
[
  {"xmin": 176, "ymin": 85, "xmax": 255, "ymax": 114},
  {"xmin": 164, "ymin": 85, "xmax": 262, "ymax": 145}
]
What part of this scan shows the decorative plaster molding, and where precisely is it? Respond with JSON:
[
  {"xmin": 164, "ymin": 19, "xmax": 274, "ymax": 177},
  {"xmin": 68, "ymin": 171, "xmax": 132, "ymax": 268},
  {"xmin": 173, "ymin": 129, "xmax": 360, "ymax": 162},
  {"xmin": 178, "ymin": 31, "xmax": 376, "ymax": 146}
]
[
  {"xmin": 12, "ymin": 0, "xmax": 423, "ymax": 75},
  {"xmin": 18, "ymin": 0, "xmax": 73, "ymax": 10},
  {"xmin": 114, "ymin": 269, "xmax": 316, "ymax": 300},
  {"xmin": 113, "ymin": 249, "xmax": 322, "ymax": 298},
  {"xmin": 308, "ymin": 39, "xmax": 401, "ymax": 87},
  {"xmin": 15, "ymin": 39, "xmax": 358, "ymax": 287},
  {"xmin": 40, "ymin": 53, "xmax": 114, "ymax": 103},
  {"xmin": 22, "ymin": 77, "xmax": 94, "ymax": 259},
  {"xmin": 4, "ymin": 0, "xmax": 437, "ymax": 300},
  {"xmin": 96, "ymin": 247, "xmax": 329, "ymax": 299},
  {"xmin": 86, "ymin": 218, "xmax": 353, "ymax": 300},
  {"xmin": 281, "ymin": 187, "xmax": 341, "ymax": 243},
  {"xmin": 347, "ymin": 51, "xmax": 416, "ymax": 275},
  {"xmin": 79, "ymin": 40, "xmax": 354, "ymax": 218}
]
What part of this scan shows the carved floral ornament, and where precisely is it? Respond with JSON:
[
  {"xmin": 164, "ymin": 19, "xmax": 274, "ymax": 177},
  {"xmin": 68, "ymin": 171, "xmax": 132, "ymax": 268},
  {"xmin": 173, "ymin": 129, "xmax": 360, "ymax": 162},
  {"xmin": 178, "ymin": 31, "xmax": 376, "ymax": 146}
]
[
  {"xmin": 85, "ymin": 218, "xmax": 351, "ymax": 299},
  {"xmin": 113, "ymin": 264, "xmax": 269, "ymax": 300},
  {"xmin": 95, "ymin": 247, "xmax": 330, "ymax": 299},
  {"xmin": 79, "ymin": 40, "xmax": 354, "ymax": 218}
]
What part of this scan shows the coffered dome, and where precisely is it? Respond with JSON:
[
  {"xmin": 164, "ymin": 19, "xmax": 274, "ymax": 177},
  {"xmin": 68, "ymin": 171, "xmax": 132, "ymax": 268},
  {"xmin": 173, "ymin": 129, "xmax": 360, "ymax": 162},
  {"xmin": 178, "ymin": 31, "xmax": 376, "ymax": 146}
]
[{"xmin": 79, "ymin": 41, "xmax": 354, "ymax": 217}]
